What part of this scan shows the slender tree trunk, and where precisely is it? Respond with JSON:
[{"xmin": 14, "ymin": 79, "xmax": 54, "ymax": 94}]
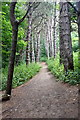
[
  {"xmin": 26, "ymin": 15, "xmax": 32, "ymax": 65},
  {"xmin": 34, "ymin": 33, "xmax": 37, "ymax": 62},
  {"xmin": 48, "ymin": 21, "xmax": 50, "ymax": 59},
  {"xmin": 6, "ymin": 22, "xmax": 18, "ymax": 95},
  {"xmin": 49, "ymin": 18, "xmax": 52, "ymax": 57},
  {"xmin": 59, "ymin": 3, "xmax": 64, "ymax": 64},
  {"xmin": 48, "ymin": 21, "xmax": 51, "ymax": 58},
  {"xmin": 32, "ymin": 34, "xmax": 35, "ymax": 62},
  {"xmin": 36, "ymin": 32, "xmax": 40, "ymax": 62},
  {"xmin": 30, "ymin": 33, "xmax": 32, "ymax": 63},
  {"xmin": 45, "ymin": 24, "xmax": 50, "ymax": 59},
  {"xmin": 51, "ymin": 17, "xmax": 54, "ymax": 57},
  {"xmin": 53, "ymin": 2, "xmax": 57, "ymax": 58},
  {"xmin": 45, "ymin": 29, "xmax": 47, "ymax": 57},
  {"xmin": 55, "ymin": 9, "xmax": 59, "ymax": 54},
  {"xmin": 59, "ymin": 2, "xmax": 74, "ymax": 71}
]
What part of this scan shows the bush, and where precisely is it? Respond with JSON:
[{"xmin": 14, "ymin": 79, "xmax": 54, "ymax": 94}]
[
  {"xmin": 46, "ymin": 52, "xmax": 79, "ymax": 85},
  {"xmin": 1, "ymin": 63, "xmax": 41, "ymax": 91},
  {"xmin": 40, "ymin": 57, "xmax": 47, "ymax": 62}
]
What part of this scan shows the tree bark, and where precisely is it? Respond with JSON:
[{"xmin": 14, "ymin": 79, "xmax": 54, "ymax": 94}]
[
  {"xmin": 48, "ymin": 18, "xmax": 52, "ymax": 57},
  {"xmin": 32, "ymin": 34, "xmax": 35, "ymax": 62},
  {"xmin": 6, "ymin": 1, "xmax": 30, "ymax": 96},
  {"xmin": 6, "ymin": 22, "xmax": 18, "ymax": 95},
  {"xmin": 59, "ymin": 2, "xmax": 64, "ymax": 64},
  {"xmin": 45, "ymin": 23, "xmax": 50, "ymax": 59},
  {"xmin": 59, "ymin": 2, "xmax": 74, "ymax": 71},
  {"xmin": 6, "ymin": 2, "xmax": 18, "ymax": 95},
  {"xmin": 26, "ymin": 15, "xmax": 32, "ymax": 65},
  {"xmin": 51, "ymin": 17, "xmax": 54, "ymax": 57},
  {"xmin": 36, "ymin": 32, "xmax": 40, "ymax": 62},
  {"xmin": 53, "ymin": 2, "xmax": 57, "ymax": 58},
  {"xmin": 30, "ymin": 33, "xmax": 32, "ymax": 63}
]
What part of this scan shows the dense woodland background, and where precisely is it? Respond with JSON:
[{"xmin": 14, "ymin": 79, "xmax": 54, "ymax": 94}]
[{"xmin": 1, "ymin": 1, "xmax": 80, "ymax": 97}]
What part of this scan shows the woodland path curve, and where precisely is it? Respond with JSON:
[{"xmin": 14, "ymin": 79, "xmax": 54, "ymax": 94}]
[{"xmin": 2, "ymin": 62, "xmax": 78, "ymax": 119}]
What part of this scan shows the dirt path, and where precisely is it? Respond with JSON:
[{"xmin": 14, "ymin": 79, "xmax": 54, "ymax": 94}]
[{"xmin": 2, "ymin": 63, "xmax": 78, "ymax": 119}]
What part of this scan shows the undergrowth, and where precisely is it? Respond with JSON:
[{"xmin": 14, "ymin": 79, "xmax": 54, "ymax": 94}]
[
  {"xmin": 47, "ymin": 52, "xmax": 80, "ymax": 85},
  {"xmin": 40, "ymin": 57, "xmax": 47, "ymax": 62},
  {"xmin": 1, "ymin": 63, "xmax": 41, "ymax": 91}
]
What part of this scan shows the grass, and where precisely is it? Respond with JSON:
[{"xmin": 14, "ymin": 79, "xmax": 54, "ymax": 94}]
[
  {"xmin": 46, "ymin": 52, "xmax": 80, "ymax": 85},
  {"xmin": 1, "ymin": 62, "xmax": 41, "ymax": 91}
]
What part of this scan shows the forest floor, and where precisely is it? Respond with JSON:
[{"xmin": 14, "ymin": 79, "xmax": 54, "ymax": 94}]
[{"xmin": 2, "ymin": 62, "xmax": 79, "ymax": 119}]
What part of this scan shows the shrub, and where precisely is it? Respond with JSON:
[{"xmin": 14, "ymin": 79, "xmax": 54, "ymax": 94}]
[
  {"xmin": 40, "ymin": 57, "xmax": 47, "ymax": 62},
  {"xmin": 1, "ymin": 63, "xmax": 41, "ymax": 91},
  {"xmin": 47, "ymin": 52, "xmax": 79, "ymax": 85}
]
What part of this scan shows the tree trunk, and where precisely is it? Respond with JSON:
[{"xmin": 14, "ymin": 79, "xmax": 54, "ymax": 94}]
[
  {"xmin": 53, "ymin": 2, "xmax": 57, "ymax": 58},
  {"xmin": 51, "ymin": 17, "xmax": 54, "ymax": 57},
  {"xmin": 49, "ymin": 18, "xmax": 52, "ymax": 57},
  {"xmin": 59, "ymin": 2, "xmax": 74, "ymax": 71},
  {"xmin": 34, "ymin": 33, "xmax": 37, "ymax": 62},
  {"xmin": 6, "ymin": 22, "xmax": 18, "ymax": 95},
  {"xmin": 36, "ymin": 32, "xmax": 40, "ymax": 62},
  {"xmin": 32, "ymin": 34, "xmax": 35, "ymax": 62},
  {"xmin": 59, "ymin": 2, "xmax": 64, "ymax": 64},
  {"xmin": 45, "ymin": 24, "xmax": 50, "ymax": 59},
  {"xmin": 5, "ymin": 1, "xmax": 30, "ymax": 97},
  {"xmin": 4, "ymin": 1, "xmax": 36, "ymax": 99},
  {"xmin": 30, "ymin": 33, "xmax": 32, "ymax": 63},
  {"xmin": 26, "ymin": 15, "xmax": 32, "ymax": 65}
]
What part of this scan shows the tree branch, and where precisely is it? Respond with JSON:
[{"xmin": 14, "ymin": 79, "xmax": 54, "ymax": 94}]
[
  {"xmin": 37, "ymin": 28, "xmax": 43, "ymax": 34},
  {"xmin": 18, "ymin": 3, "xmax": 32, "ymax": 24},
  {"xmin": 60, "ymin": 2, "xmax": 64, "ymax": 14},
  {"xmin": 32, "ymin": 18, "xmax": 43, "ymax": 32},
  {"xmin": 32, "ymin": 2, "xmax": 41, "ymax": 11},
  {"xmin": 32, "ymin": 16, "xmax": 47, "ymax": 32},
  {"xmin": 66, "ymin": 1, "xmax": 78, "ymax": 14},
  {"xmin": 18, "ymin": 2, "xmax": 40, "ymax": 25},
  {"xmin": 10, "ymin": 1, "xmax": 17, "ymax": 25}
]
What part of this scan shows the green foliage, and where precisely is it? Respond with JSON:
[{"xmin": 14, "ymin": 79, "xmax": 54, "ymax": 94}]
[
  {"xmin": 17, "ymin": 40, "xmax": 27, "ymax": 52},
  {"xmin": 72, "ymin": 42, "xmax": 79, "ymax": 52},
  {"xmin": 40, "ymin": 57, "xmax": 47, "ymax": 62},
  {"xmin": 47, "ymin": 52, "xmax": 79, "ymax": 85},
  {"xmin": 71, "ymin": 24, "xmax": 79, "ymax": 52},
  {"xmin": 2, "ymin": 2, "xmax": 27, "ymax": 67},
  {"xmin": 15, "ymin": 2, "xmax": 26, "ymax": 21},
  {"xmin": 40, "ymin": 39, "xmax": 47, "ymax": 62},
  {"xmin": 1, "ymin": 63, "xmax": 41, "ymax": 91},
  {"xmin": 47, "ymin": 55, "xmax": 64, "ymax": 80},
  {"xmin": 70, "ymin": 4, "xmax": 77, "ymax": 24},
  {"xmin": 2, "ymin": 3, "xmax": 12, "ymax": 67},
  {"xmin": 73, "ymin": 52, "xmax": 78, "ymax": 70},
  {"xmin": 64, "ymin": 70, "xmax": 79, "ymax": 85}
]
